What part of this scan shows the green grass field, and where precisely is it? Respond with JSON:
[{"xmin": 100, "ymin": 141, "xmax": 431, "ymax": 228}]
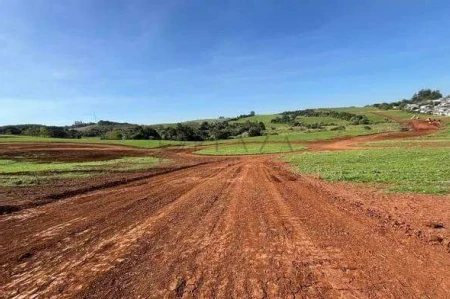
[
  {"xmin": 231, "ymin": 108, "xmax": 384, "ymax": 126},
  {"xmin": 0, "ymin": 156, "xmax": 166, "ymax": 186},
  {"xmin": 364, "ymin": 139, "xmax": 450, "ymax": 148},
  {"xmin": 0, "ymin": 135, "xmax": 188, "ymax": 148},
  {"xmin": 295, "ymin": 116, "xmax": 349, "ymax": 125},
  {"xmin": 328, "ymin": 107, "xmax": 390, "ymax": 123},
  {"xmin": 195, "ymin": 143, "xmax": 306, "ymax": 155},
  {"xmin": 285, "ymin": 148, "xmax": 450, "ymax": 194},
  {"xmin": 363, "ymin": 123, "xmax": 450, "ymax": 147},
  {"xmin": 373, "ymin": 109, "xmax": 419, "ymax": 120},
  {"xmin": 213, "ymin": 122, "xmax": 399, "ymax": 144}
]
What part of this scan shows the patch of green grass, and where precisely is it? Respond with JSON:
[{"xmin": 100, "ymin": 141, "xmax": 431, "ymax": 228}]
[
  {"xmin": 193, "ymin": 123, "xmax": 399, "ymax": 148},
  {"xmin": 296, "ymin": 116, "xmax": 349, "ymax": 125},
  {"xmin": 363, "ymin": 125, "xmax": 450, "ymax": 147},
  {"xmin": 328, "ymin": 107, "xmax": 390, "ymax": 123},
  {"xmin": 0, "ymin": 157, "xmax": 164, "ymax": 174},
  {"xmin": 0, "ymin": 135, "xmax": 187, "ymax": 148},
  {"xmin": 364, "ymin": 140, "xmax": 450, "ymax": 148},
  {"xmin": 241, "ymin": 123, "xmax": 398, "ymax": 143},
  {"xmin": 195, "ymin": 143, "xmax": 306, "ymax": 155},
  {"xmin": 375, "ymin": 109, "xmax": 421, "ymax": 120},
  {"xmin": 284, "ymin": 148, "xmax": 450, "ymax": 194},
  {"xmin": 0, "ymin": 173, "xmax": 95, "ymax": 187},
  {"xmin": 0, "ymin": 156, "xmax": 166, "ymax": 186},
  {"xmin": 425, "ymin": 126, "xmax": 450, "ymax": 139}
]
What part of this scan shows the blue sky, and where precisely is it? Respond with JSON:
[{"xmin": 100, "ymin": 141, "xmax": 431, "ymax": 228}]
[{"xmin": 1, "ymin": 0, "xmax": 449, "ymax": 125}]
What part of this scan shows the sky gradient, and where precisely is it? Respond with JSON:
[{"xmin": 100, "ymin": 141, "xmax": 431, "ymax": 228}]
[{"xmin": 1, "ymin": 0, "xmax": 450, "ymax": 125}]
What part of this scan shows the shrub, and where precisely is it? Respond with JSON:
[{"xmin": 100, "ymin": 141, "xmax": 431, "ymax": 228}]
[{"xmin": 330, "ymin": 126, "xmax": 346, "ymax": 131}]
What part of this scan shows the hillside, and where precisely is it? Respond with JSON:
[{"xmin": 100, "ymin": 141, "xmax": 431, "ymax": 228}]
[{"xmin": 1, "ymin": 105, "xmax": 449, "ymax": 144}]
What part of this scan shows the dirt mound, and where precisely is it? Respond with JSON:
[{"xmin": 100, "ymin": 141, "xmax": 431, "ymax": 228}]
[{"xmin": 410, "ymin": 119, "xmax": 441, "ymax": 131}]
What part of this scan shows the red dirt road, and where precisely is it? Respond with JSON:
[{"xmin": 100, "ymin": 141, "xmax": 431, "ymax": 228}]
[{"xmin": 1, "ymin": 151, "xmax": 450, "ymax": 298}]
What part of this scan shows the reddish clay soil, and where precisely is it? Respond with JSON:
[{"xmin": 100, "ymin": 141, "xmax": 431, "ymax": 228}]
[
  {"xmin": 1, "ymin": 124, "xmax": 450, "ymax": 298},
  {"xmin": 0, "ymin": 143, "xmax": 152, "ymax": 162},
  {"xmin": 0, "ymin": 144, "xmax": 223, "ymax": 214}
]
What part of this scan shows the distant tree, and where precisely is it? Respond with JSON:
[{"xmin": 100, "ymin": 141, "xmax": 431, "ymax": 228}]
[
  {"xmin": 247, "ymin": 127, "xmax": 262, "ymax": 137},
  {"xmin": 258, "ymin": 121, "xmax": 266, "ymax": 131},
  {"xmin": 129, "ymin": 126, "xmax": 161, "ymax": 140},
  {"xmin": 103, "ymin": 129, "xmax": 123, "ymax": 140},
  {"xmin": 22, "ymin": 126, "xmax": 41, "ymax": 137},
  {"xmin": 39, "ymin": 127, "xmax": 50, "ymax": 137},
  {"xmin": 412, "ymin": 89, "xmax": 442, "ymax": 102}
]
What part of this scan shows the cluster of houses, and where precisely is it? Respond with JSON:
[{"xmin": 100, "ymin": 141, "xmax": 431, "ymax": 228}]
[{"xmin": 405, "ymin": 96, "xmax": 450, "ymax": 116}]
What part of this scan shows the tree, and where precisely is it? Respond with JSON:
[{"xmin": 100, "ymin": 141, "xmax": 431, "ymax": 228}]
[
  {"xmin": 22, "ymin": 126, "xmax": 41, "ymax": 137},
  {"xmin": 412, "ymin": 89, "xmax": 442, "ymax": 102},
  {"xmin": 247, "ymin": 127, "xmax": 262, "ymax": 137},
  {"xmin": 258, "ymin": 121, "xmax": 266, "ymax": 130},
  {"xmin": 103, "ymin": 129, "xmax": 123, "ymax": 140},
  {"xmin": 39, "ymin": 127, "xmax": 50, "ymax": 137}
]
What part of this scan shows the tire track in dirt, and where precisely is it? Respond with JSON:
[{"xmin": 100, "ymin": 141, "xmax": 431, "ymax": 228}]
[{"xmin": 0, "ymin": 160, "xmax": 241, "ymax": 298}]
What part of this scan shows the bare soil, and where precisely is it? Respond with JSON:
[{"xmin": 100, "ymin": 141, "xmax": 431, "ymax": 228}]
[
  {"xmin": 0, "ymin": 143, "xmax": 151, "ymax": 162},
  {"xmin": 1, "ymin": 124, "xmax": 450, "ymax": 298}
]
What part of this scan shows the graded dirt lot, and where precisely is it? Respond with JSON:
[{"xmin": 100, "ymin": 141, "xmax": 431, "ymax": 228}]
[
  {"xmin": 0, "ymin": 143, "xmax": 151, "ymax": 162},
  {"xmin": 1, "ymin": 123, "xmax": 450, "ymax": 298}
]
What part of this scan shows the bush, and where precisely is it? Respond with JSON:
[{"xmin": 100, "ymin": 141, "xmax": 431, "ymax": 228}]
[{"xmin": 330, "ymin": 126, "xmax": 346, "ymax": 131}]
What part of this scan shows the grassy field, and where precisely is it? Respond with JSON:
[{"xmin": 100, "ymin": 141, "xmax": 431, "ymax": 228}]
[
  {"xmin": 285, "ymin": 148, "xmax": 450, "ymax": 194},
  {"xmin": 363, "ymin": 122, "xmax": 450, "ymax": 147},
  {"xmin": 211, "ymin": 122, "xmax": 399, "ymax": 144},
  {"xmin": 0, "ymin": 135, "xmax": 188, "ymax": 148},
  {"xmin": 0, "ymin": 156, "xmax": 165, "ymax": 186},
  {"xmin": 328, "ymin": 107, "xmax": 390, "ymax": 123},
  {"xmin": 364, "ymin": 139, "xmax": 450, "ymax": 148},
  {"xmin": 195, "ymin": 143, "xmax": 306, "ymax": 155},
  {"xmin": 295, "ymin": 116, "xmax": 349, "ymax": 125},
  {"xmin": 373, "ymin": 109, "xmax": 419, "ymax": 120},
  {"xmin": 364, "ymin": 128, "xmax": 450, "ymax": 147}
]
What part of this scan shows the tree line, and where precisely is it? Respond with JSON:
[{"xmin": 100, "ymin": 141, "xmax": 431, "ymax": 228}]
[
  {"xmin": 271, "ymin": 109, "xmax": 370, "ymax": 126},
  {"xmin": 0, "ymin": 119, "xmax": 266, "ymax": 141}
]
